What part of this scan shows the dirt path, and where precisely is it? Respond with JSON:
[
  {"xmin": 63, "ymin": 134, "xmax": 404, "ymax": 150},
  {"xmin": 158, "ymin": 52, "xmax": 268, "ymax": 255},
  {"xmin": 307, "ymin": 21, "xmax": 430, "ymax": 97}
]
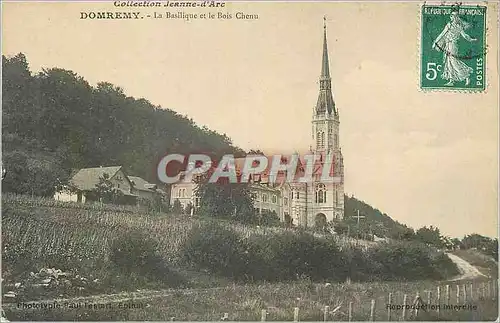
[
  {"xmin": 446, "ymin": 252, "xmax": 486, "ymax": 281},
  {"xmin": 2, "ymin": 253, "xmax": 487, "ymax": 311}
]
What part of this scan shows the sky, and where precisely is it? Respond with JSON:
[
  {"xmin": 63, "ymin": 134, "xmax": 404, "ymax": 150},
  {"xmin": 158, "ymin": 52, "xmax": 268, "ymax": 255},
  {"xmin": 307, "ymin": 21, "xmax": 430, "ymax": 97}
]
[{"xmin": 2, "ymin": 1, "xmax": 498, "ymax": 238}]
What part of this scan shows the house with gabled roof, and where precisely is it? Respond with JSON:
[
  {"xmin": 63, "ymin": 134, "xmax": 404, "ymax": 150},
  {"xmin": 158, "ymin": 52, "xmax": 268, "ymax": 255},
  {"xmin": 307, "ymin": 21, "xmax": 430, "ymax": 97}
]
[
  {"xmin": 128, "ymin": 175, "xmax": 166, "ymax": 200},
  {"xmin": 54, "ymin": 166, "xmax": 138, "ymax": 205}
]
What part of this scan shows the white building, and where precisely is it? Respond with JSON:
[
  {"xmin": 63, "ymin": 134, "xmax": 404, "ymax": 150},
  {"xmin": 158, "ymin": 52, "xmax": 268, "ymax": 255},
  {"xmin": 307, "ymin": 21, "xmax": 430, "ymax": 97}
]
[{"xmin": 170, "ymin": 22, "xmax": 344, "ymax": 228}]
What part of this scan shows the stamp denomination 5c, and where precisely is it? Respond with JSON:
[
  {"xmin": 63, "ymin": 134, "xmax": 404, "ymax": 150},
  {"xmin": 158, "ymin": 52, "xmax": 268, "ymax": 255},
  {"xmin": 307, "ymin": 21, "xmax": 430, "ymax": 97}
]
[{"xmin": 420, "ymin": 5, "xmax": 486, "ymax": 91}]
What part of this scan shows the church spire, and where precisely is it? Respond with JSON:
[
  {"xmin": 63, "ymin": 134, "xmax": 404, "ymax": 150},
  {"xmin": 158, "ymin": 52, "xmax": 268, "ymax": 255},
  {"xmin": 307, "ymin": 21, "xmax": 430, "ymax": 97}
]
[
  {"xmin": 315, "ymin": 17, "xmax": 336, "ymax": 116},
  {"xmin": 321, "ymin": 17, "xmax": 330, "ymax": 78}
]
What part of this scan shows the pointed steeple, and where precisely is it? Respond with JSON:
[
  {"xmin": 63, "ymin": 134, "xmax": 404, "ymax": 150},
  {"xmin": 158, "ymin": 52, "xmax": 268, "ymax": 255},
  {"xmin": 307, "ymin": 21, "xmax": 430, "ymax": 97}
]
[
  {"xmin": 315, "ymin": 17, "xmax": 336, "ymax": 116},
  {"xmin": 321, "ymin": 17, "xmax": 330, "ymax": 78}
]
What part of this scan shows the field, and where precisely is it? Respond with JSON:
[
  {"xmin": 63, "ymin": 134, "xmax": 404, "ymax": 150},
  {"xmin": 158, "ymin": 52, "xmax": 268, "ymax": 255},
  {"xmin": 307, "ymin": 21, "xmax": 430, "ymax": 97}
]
[{"xmin": 1, "ymin": 194, "xmax": 498, "ymax": 321}]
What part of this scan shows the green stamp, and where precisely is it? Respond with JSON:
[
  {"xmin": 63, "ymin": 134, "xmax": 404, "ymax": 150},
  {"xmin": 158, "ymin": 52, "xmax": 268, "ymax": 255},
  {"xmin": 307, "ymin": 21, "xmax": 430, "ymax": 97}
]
[{"xmin": 420, "ymin": 4, "xmax": 486, "ymax": 91}]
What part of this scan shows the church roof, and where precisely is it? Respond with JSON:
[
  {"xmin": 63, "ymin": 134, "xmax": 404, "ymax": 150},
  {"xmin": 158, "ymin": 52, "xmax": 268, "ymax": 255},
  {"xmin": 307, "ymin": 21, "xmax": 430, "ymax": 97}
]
[{"xmin": 234, "ymin": 153, "xmax": 337, "ymax": 185}]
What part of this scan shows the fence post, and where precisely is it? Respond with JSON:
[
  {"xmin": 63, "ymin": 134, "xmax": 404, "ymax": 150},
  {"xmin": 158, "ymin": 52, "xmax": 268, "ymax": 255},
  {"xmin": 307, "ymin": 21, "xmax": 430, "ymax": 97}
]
[
  {"xmin": 436, "ymin": 286, "xmax": 441, "ymax": 317},
  {"xmin": 261, "ymin": 309, "xmax": 267, "ymax": 321},
  {"xmin": 414, "ymin": 291, "xmax": 420, "ymax": 318},
  {"xmin": 487, "ymin": 280, "xmax": 491, "ymax": 299},
  {"xmin": 456, "ymin": 285, "xmax": 460, "ymax": 304},
  {"xmin": 427, "ymin": 290, "xmax": 432, "ymax": 307},
  {"xmin": 294, "ymin": 307, "xmax": 299, "ymax": 322},
  {"xmin": 482, "ymin": 282, "xmax": 486, "ymax": 299},
  {"xmin": 494, "ymin": 279, "xmax": 498, "ymax": 300},
  {"xmin": 370, "ymin": 299, "xmax": 376, "ymax": 321},
  {"xmin": 348, "ymin": 302, "xmax": 353, "ymax": 322},
  {"xmin": 324, "ymin": 306, "xmax": 329, "ymax": 322},
  {"xmin": 462, "ymin": 284, "xmax": 467, "ymax": 303},
  {"xmin": 401, "ymin": 294, "xmax": 407, "ymax": 321},
  {"xmin": 387, "ymin": 292, "xmax": 393, "ymax": 321},
  {"xmin": 445, "ymin": 285, "xmax": 450, "ymax": 306},
  {"xmin": 469, "ymin": 283, "xmax": 473, "ymax": 301}
]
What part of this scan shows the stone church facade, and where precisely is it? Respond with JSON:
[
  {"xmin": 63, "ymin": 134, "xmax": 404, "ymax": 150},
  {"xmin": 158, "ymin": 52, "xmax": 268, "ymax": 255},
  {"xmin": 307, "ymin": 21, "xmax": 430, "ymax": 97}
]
[{"xmin": 170, "ymin": 22, "xmax": 345, "ymax": 228}]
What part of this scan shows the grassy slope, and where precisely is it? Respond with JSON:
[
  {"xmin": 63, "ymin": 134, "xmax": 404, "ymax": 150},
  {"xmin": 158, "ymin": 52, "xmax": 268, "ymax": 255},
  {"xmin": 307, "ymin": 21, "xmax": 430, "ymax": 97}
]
[
  {"xmin": 451, "ymin": 249, "xmax": 499, "ymax": 278},
  {"xmin": 2, "ymin": 195, "xmax": 497, "ymax": 321}
]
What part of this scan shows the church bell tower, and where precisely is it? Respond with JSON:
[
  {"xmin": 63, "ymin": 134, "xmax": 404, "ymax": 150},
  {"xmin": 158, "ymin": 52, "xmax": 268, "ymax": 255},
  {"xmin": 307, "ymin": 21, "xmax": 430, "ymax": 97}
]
[
  {"xmin": 312, "ymin": 18, "xmax": 340, "ymax": 155},
  {"xmin": 310, "ymin": 18, "xmax": 344, "ymax": 222}
]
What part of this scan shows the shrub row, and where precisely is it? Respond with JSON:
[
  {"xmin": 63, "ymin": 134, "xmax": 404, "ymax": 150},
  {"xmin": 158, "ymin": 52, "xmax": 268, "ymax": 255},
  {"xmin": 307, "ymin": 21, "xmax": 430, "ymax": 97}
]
[
  {"xmin": 180, "ymin": 222, "xmax": 460, "ymax": 283},
  {"xmin": 110, "ymin": 230, "xmax": 187, "ymax": 288}
]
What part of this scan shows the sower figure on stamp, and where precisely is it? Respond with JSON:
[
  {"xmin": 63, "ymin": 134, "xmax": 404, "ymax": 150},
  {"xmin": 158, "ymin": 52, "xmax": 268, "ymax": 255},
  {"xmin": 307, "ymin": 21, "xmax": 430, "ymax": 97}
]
[{"xmin": 432, "ymin": 11, "xmax": 477, "ymax": 86}]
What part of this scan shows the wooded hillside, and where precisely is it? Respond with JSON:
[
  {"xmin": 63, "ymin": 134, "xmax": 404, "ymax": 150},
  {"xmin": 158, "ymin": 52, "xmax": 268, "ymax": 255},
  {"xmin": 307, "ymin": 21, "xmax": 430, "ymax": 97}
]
[{"xmin": 2, "ymin": 53, "xmax": 243, "ymax": 196}]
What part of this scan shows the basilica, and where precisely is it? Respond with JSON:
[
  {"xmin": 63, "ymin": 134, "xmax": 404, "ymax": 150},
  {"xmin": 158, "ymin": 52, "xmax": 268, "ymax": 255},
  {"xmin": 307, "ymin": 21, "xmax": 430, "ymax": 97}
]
[{"xmin": 170, "ymin": 21, "xmax": 345, "ymax": 227}]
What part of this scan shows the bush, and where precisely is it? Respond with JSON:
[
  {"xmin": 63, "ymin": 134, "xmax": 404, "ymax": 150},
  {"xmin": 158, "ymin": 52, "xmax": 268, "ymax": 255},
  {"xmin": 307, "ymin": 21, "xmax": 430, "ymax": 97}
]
[
  {"xmin": 184, "ymin": 202, "xmax": 193, "ymax": 215},
  {"xmin": 171, "ymin": 199, "xmax": 183, "ymax": 214},
  {"xmin": 110, "ymin": 230, "xmax": 186, "ymax": 287},
  {"xmin": 333, "ymin": 222, "xmax": 349, "ymax": 235},
  {"xmin": 342, "ymin": 245, "xmax": 374, "ymax": 281},
  {"xmin": 429, "ymin": 251, "xmax": 461, "ymax": 279},
  {"xmin": 181, "ymin": 222, "xmax": 250, "ymax": 280},
  {"xmin": 246, "ymin": 231, "xmax": 348, "ymax": 282},
  {"xmin": 259, "ymin": 210, "xmax": 280, "ymax": 227},
  {"xmin": 369, "ymin": 241, "xmax": 458, "ymax": 280}
]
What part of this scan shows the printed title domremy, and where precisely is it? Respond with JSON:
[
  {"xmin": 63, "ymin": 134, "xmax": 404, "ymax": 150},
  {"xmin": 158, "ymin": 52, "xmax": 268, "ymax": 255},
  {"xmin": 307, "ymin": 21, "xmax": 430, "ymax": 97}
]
[
  {"xmin": 113, "ymin": 1, "xmax": 226, "ymax": 7},
  {"xmin": 169, "ymin": 21, "xmax": 345, "ymax": 227}
]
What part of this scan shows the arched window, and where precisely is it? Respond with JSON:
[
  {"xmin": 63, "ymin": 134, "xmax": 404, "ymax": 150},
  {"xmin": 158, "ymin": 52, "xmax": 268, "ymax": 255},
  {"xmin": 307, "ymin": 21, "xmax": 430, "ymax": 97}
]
[
  {"xmin": 262, "ymin": 193, "xmax": 268, "ymax": 203},
  {"xmin": 316, "ymin": 131, "xmax": 325, "ymax": 149},
  {"xmin": 272, "ymin": 195, "xmax": 277, "ymax": 204},
  {"xmin": 315, "ymin": 183, "xmax": 327, "ymax": 203}
]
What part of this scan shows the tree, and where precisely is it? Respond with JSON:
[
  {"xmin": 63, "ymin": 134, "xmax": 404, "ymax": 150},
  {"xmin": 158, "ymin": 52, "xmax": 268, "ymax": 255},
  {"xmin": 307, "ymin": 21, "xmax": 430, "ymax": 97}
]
[
  {"xmin": 450, "ymin": 238, "xmax": 463, "ymax": 250},
  {"xmin": 1, "ymin": 151, "xmax": 30, "ymax": 195},
  {"xmin": 260, "ymin": 210, "xmax": 280, "ymax": 227},
  {"xmin": 194, "ymin": 167, "xmax": 255, "ymax": 223},
  {"xmin": 415, "ymin": 226, "xmax": 443, "ymax": 247},
  {"xmin": 247, "ymin": 149, "xmax": 265, "ymax": 155},
  {"xmin": 184, "ymin": 202, "xmax": 193, "ymax": 215},
  {"xmin": 462, "ymin": 234, "xmax": 498, "ymax": 260},
  {"xmin": 172, "ymin": 199, "xmax": 183, "ymax": 214},
  {"xmin": 1, "ymin": 150, "xmax": 67, "ymax": 197},
  {"xmin": 389, "ymin": 226, "xmax": 416, "ymax": 241},
  {"xmin": 92, "ymin": 173, "xmax": 124, "ymax": 204},
  {"xmin": 2, "ymin": 53, "xmax": 242, "ymax": 192},
  {"xmin": 333, "ymin": 222, "xmax": 349, "ymax": 235}
]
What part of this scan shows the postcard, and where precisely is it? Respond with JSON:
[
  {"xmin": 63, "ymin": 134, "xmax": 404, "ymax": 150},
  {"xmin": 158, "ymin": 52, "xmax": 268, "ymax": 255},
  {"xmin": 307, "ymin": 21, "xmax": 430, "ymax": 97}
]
[{"xmin": 1, "ymin": 1, "xmax": 498, "ymax": 321}]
